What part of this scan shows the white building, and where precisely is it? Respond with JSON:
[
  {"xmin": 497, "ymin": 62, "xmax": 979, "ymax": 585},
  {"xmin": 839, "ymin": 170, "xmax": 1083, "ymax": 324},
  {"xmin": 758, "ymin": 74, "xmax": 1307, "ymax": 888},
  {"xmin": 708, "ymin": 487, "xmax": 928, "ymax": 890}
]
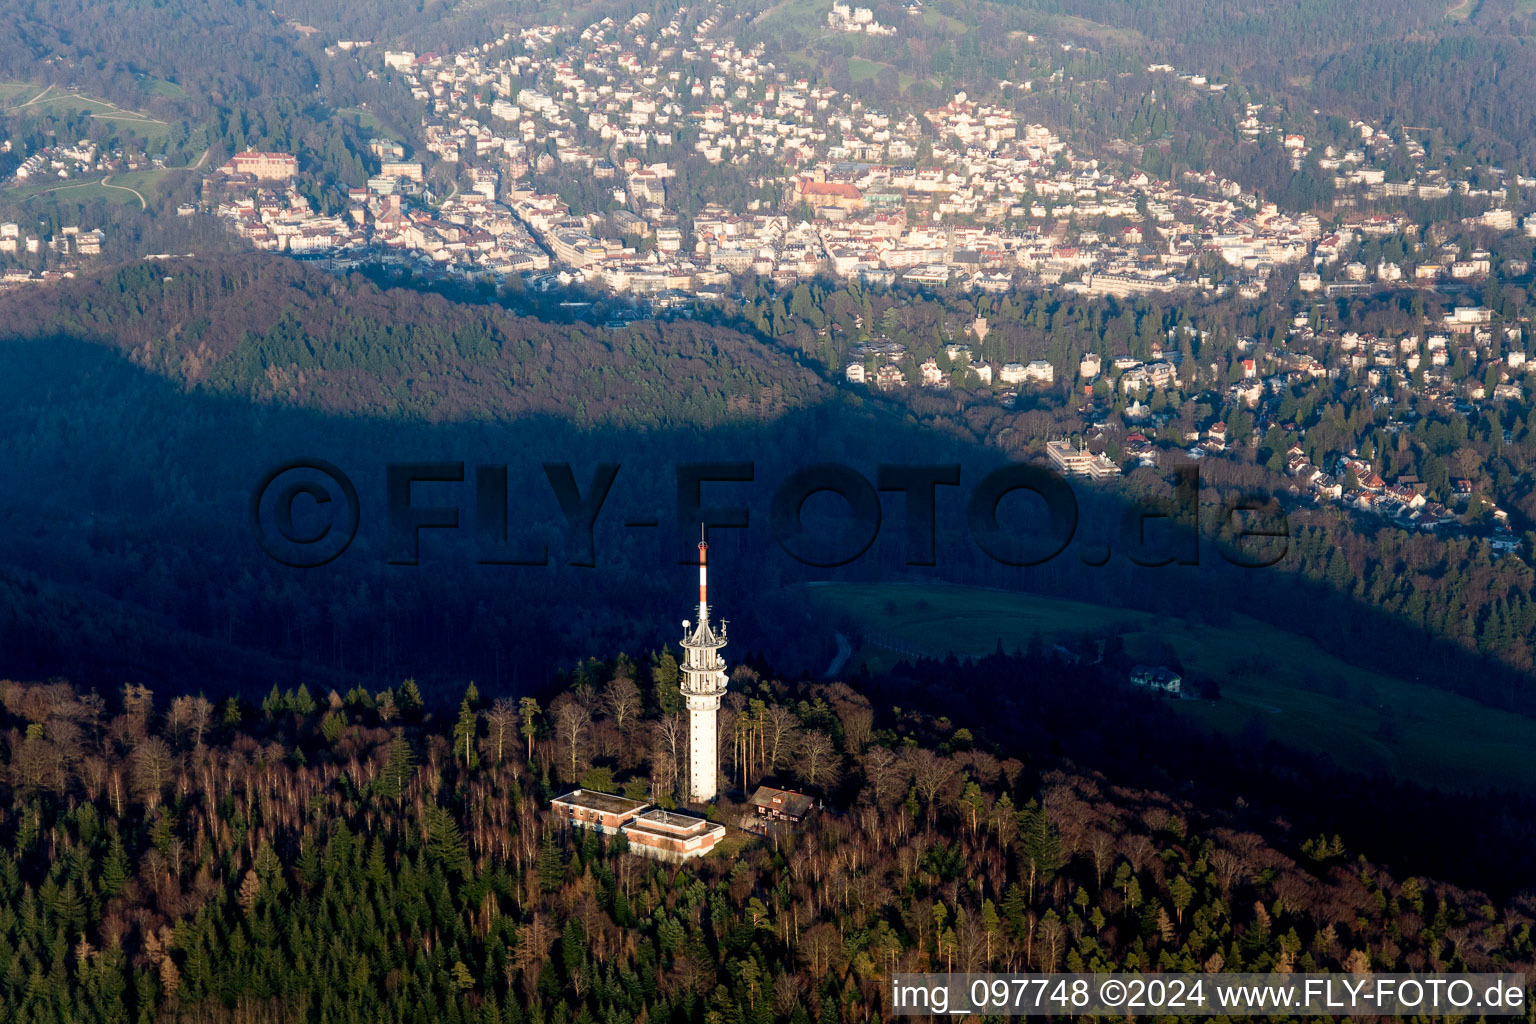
[
  {"xmin": 1024, "ymin": 359, "xmax": 1054, "ymax": 384},
  {"xmin": 1046, "ymin": 438, "xmax": 1120, "ymax": 479},
  {"xmin": 679, "ymin": 534, "xmax": 728, "ymax": 803}
]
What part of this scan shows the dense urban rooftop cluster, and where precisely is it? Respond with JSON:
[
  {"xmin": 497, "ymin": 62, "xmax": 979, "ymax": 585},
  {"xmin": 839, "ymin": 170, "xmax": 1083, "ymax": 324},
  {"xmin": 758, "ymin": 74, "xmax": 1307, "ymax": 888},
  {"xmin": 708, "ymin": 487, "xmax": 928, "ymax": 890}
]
[{"xmin": 189, "ymin": 5, "xmax": 1531, "ymax": 311}]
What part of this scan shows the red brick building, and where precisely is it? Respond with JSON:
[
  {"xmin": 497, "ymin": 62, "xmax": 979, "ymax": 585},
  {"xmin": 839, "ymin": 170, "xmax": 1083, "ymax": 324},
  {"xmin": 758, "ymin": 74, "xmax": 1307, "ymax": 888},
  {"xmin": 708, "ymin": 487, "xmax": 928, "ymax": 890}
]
[
  {"xmin": 550, "ymin": 789, "xmax": 649, "ymax": 834},
  {"xmin": 619, "ymin": 809, "xmax": 726, "ymax": 863},
  {"xmin": 551, "ymin": 792, "xmax": 726, "ymax": 863}
]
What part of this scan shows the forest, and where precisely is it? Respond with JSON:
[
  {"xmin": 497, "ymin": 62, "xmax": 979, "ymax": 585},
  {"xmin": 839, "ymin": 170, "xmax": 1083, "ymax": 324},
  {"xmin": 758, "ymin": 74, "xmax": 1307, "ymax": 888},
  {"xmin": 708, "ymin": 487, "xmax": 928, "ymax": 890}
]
[
  {"xmin": 1006, "ymin": 0, "xmax": 1536, "ymax": 173},
  {"xmin": 0, "ymin": 652, "xmax": 1532, "ymax": 1024}
]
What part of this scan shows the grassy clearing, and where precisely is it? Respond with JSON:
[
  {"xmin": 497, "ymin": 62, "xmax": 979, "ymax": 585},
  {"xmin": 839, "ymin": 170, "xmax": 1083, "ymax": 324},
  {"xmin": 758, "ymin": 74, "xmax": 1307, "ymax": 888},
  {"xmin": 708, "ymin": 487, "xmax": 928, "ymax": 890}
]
[
  {"xmin": 4, "ymin": 168, "xmax": 169, "ymax": 205},
  {"xmin": 1037, "ymin": 13, "xmax": 1146, "ymax": 49},
  {"xmin": 136, "ymin": 75, "xmax": 187, "ymax": 99},
  {"xmin": 751, "ymin": 0, "xmax": 825, "ymax": 30},
  {"xmin": 27, "ymin": 93, "xmax": 117, "ymax": 116},
  {"xmin": 0, "ymin": 81, "xmax": 35, "ymax": 104},
  {"xmin": 1, "ymin": 86, "xmax": 172, "ymax": 148},
  {"xmin": 920, "ymin": 8, "xmax": 969, "ymax": 33},
  {"xmin": 337, "ymin": 106, "xmax": 386, "ymax": 135},
  {"xmin": 800, "ymin": 580, "xmax": 1536, "ymax": 794}
]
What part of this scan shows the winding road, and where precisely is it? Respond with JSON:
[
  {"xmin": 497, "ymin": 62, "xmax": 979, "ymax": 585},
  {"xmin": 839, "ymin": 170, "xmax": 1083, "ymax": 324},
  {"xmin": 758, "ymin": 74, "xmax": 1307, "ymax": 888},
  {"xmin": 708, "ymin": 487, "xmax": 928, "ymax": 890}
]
[{"xmin": 826, "ymin": 631, "xmax": 853, "ymax": 678}]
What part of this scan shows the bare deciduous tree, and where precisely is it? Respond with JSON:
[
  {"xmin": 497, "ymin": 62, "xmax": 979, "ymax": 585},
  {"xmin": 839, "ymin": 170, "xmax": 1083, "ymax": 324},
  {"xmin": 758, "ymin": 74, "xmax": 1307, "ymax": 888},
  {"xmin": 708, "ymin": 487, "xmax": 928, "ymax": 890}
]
[
  {"xmin": 793, "ymin": 730, "xmax": 841, "ymax": 789},
  {"xmin": 861, "ymin": 746, "xmax": 905, "ymax": 806},
  {"xmin": 1035, "ymin": 913, "xmax": 1065, "ymax": 970},
  {"xmin": 122, "ymin": 684, "xmax": 154, "ymax": 729},
  {"xmin": 549, "ymin": 695, "xmax": 591, "ymax": 785},
  {"xmin": 602, "ymin": 674, "xmax": 641, "ymax": 732},
  {"xmin": 905, "ymin": 747, "xmax": 958, "ymax": 811},
  {"xmin": 838, "ymin": 705, "xmax": 873, "ymax": 753},
  {"xmin": 764, "ymin": 705, "xmax": 800, "ymax": 770},
  {"xmin": 132, "ymin": 737, "xmax": 178, "ymax": 809},
  {"xmin": 653, "ymin": 713, "xmax": 684, "ymax": 799},
  {"xmin": 486, "ymin": 698, "xmax": 519, "ymax": 764},
  {"xmin": 167, "ymin": 695, "xmax": 213, "ymax": 749}
]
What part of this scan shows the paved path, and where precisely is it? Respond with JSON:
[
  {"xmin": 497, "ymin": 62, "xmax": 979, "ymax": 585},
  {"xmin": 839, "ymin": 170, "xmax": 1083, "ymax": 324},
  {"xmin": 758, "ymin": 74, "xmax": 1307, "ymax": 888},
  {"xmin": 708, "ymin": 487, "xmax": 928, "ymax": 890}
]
[
  {"xmin": 826, "ymin": 631, "xmax": 853, "ymax": 678},
  {"xmin": 20, "ymin": 179, "xmax": 93, "ymax": 199},
  {"xmin": 99, "ymin": 176, "xmax": 146, "ymax": 209},
  {"xmin": 19, "ymin": 83, "xmax": 52, "ymax": 107}
]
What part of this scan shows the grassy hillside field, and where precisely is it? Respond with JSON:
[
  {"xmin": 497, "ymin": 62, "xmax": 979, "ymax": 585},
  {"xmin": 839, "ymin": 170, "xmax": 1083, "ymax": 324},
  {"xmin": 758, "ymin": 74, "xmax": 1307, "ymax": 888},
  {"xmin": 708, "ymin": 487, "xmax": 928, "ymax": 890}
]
[{"xmin": 803, "ymin": 580, "xmax": 1536, "ymax": 794}]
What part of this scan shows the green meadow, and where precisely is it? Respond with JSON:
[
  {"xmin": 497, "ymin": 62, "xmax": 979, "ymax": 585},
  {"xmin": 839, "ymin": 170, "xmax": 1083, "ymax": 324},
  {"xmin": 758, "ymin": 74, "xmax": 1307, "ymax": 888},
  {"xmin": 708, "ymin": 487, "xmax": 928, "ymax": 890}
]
[{"xmin": 802, "ymin": 580, "xmax": 1536, "ymax": 794}]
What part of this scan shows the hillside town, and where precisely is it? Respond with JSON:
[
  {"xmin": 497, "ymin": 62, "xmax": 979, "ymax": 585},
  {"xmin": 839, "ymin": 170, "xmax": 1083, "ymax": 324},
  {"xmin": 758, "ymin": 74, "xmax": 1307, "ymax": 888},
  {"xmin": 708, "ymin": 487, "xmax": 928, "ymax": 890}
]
[
  {"xmin": 0, "ymin": 219, "xmax": 106, "ymax": 282},
  {"xmin": 196, "ymin": 5, "xmax": 1532, "ymax": 312}
]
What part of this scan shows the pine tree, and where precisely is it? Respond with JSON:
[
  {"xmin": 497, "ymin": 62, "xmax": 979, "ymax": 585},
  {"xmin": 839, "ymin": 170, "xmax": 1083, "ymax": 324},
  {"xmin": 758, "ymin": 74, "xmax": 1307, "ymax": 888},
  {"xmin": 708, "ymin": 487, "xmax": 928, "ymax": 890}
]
[
  {"xmin": 1019, "ymin": 803, "xmax": 1062, "ymax": 901},
  {"xmin": 261, "ymin": 685, "xmax": 285, "ymax": 720},
  {"xmin": 423, "ymin": 807, "xmax": 470, "ymax": 876},
  {"xmin": 398, "ymin": 678, "xmax": 424, "ymax": 718},
  {"xmin": 650, "ymin": 652, "xmax": 680, "ymax": 716},
  {"xmin": 537, "ymin": 835, "xmax": 564, "ymax": 894},
  {"xmin": 291, "ymin": 684, "xmax": 317, "ymax": 716},
  {"xmin": 519, "ymin": 697, "xmax": 542, "ymax": 760},
  {"xmin": 454, "ymin": 699, "xmax": 481, "ymax": 771},
  {"xmin": 376, "ymin": 736, "xmax": 415, "ymax": 802},
  {"xmin": 100, "ymin": 833, "xmax": 129, "ymax": 898}
]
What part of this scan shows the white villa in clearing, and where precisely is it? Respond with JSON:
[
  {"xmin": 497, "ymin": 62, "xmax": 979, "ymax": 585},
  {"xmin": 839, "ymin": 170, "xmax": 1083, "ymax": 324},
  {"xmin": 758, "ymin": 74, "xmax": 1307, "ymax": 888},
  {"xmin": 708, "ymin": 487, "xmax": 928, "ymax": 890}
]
[{"xmin": 680, "ymin": 531, "xmax": 729, "ymax": 803}]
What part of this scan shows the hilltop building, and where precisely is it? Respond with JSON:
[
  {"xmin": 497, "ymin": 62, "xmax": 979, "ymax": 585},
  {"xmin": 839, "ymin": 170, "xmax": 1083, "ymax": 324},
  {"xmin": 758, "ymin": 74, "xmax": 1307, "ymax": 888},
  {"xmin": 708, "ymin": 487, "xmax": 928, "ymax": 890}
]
[
  {"xmin": 1046, "ymin": 438, "xmax": 1121, "ymax": 479},
  {"xmin": 747, "ymin": 785, "xmax": 816, "ymax": 827},
  {"xmin": 550, "ymin": 790, "xmax": 726, "ymax": 862},
  {"xmin": 218, "ymin": 151, "xmax": 299, "ymax": 181},
  {"xmin": 1130, "ymin": 664, "xmax": 1184, "ymax": 695}
]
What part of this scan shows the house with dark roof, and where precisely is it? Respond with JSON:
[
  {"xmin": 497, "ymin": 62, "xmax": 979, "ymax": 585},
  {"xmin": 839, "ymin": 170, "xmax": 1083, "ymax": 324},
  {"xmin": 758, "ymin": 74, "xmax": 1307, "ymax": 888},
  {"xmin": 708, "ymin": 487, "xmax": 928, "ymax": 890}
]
[{"xmin": 747, "ymin": 785, "xmax": 816, "ymax": 826}]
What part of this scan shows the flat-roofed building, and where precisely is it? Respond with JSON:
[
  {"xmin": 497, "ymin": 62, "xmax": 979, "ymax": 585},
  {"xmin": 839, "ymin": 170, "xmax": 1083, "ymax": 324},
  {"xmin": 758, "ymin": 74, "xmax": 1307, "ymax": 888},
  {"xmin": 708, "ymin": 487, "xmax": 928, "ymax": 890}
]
[
  {"xmin": 381, "ymin": 161, "xmax": 424, "ymax": 182},
  {"xmin": 550, "ymin": 789, "xmax": 648, "ymax": 834},
  {"xmin": 619, "ymin": 808, "xmax": 725, "ymax": 862},
  {"xmin": 1046, "ymin": 438, "xmax": 1121, "ymax": 479}
]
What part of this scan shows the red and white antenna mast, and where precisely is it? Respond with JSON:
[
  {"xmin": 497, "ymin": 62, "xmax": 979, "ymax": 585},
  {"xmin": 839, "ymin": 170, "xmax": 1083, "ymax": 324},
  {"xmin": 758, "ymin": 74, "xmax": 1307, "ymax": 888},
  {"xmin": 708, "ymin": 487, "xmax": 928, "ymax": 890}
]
[{"xmin": 697, "ymin": 524, "xmax": 709, "ymax": 625}]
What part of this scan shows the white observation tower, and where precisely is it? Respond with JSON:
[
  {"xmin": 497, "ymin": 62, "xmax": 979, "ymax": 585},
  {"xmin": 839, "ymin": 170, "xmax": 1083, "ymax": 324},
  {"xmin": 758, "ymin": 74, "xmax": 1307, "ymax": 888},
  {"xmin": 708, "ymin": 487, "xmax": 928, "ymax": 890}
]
[{"xmin": 679, "ymin": 528, "xmax": 728, "ymax": 803}]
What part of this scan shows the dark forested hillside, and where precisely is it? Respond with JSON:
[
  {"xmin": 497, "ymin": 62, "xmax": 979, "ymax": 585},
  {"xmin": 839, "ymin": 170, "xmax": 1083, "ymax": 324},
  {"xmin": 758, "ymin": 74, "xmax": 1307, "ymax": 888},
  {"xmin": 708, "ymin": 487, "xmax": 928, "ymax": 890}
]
[
  {"xmin": 0, "ymin": 668, "xmax": 1531, "ymax": 1024},
  {"xmin": 0, "ymin": 256, "xmax": 852, "ymax": 700},
  {"xmin": 7, "ymin": 259, "xmax": 827, "ymax": 425}
]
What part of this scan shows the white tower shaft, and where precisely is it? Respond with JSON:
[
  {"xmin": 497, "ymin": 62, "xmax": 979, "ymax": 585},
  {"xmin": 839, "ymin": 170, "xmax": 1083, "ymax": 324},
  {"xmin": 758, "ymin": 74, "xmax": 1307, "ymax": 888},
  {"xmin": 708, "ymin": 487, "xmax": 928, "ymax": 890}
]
[{"xmin": 679, "ymin": 535, "xmax": 727, "ymax": 803}]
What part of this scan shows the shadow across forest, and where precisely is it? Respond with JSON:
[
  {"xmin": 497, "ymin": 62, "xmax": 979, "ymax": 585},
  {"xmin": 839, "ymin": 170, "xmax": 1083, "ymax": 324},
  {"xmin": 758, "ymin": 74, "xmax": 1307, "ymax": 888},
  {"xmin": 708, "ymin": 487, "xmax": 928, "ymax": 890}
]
[
  {"xmin": 0, "ymin": 281, "xmax": 1534, "ymax": 897},
  {"xmin": 0, "ymin": 330, "xmax": 1528, "ymax": 706}
]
